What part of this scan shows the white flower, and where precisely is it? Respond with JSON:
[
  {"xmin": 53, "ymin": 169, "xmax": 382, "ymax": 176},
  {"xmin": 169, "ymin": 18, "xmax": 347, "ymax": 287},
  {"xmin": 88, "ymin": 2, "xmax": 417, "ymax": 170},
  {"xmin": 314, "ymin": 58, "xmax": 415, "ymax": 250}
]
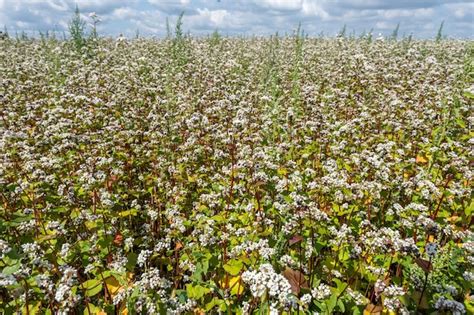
[
  {"xmin": 0, "ymin": 239, "xmax": 11, "ymax": 258},
  {"xmin": 426, "ymin": 242, "xmax": 438, "ymax": 258},
  {"xmin": 60, "ymin": 243, "xmax": 70, "ymax": 257},
  {"xmin": 0, "ymin": 274, "xmax": 17, "ymax": 286},
  {"xmin": 384, "ymin": 284, "xmax": 405, "ymax": 297},
  {"xmin": 137, "ymin": 249, "xmax": 152, "ymax": 267},
  {"xmin": 346, "ymin": 288, "xmax": 366, "ymax": 305},
  {"xmin": 242, "ymin": 264, "xmax": 292, "ymax": 305},
  {"xmin": 463, "ymin": 271, "xmax": 474, "ymax": 282},
  {"xmin": 434, "ymin": 296, "xmax": 466, "ymax": 315},
  {"xmin": 125, "ymin": 237, "xmax": 134, "ymax": 250},
  {"xmin": 374, "ymin": 279, "xmax": 386, "ymax": 297},
  {"xmin": 55, "ymin": 284, "xmax": 69, "ymax": 302},
  {"xmin": 312, "ymin": 283, "xmax": 332, "ymax": 300},
  {"xmin": 300, "ymin": 293, "xmax": 312, "ymax": 305}
]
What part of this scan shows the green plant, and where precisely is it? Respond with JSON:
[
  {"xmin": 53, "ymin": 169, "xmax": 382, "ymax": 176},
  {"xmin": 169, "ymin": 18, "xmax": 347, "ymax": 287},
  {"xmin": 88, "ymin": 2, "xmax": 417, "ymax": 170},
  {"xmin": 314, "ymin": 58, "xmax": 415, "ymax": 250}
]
[
  {"xmin": 338, "ymin": 24, "xmax": 347, "ymax": 38},
  {"xmin": 391, "ymin": 22, "xmax": 400, "ymax": 41},
  {"xmin": 68, "ymin": 5, "xmax": 86, "ymax": 51},
  {"xmin": 88, "ymin": 12, "xmax": 101, "ymax": 43},
  {"xmin": 436, "ymin": 20, "xmax": 445, "ymax": 42},
  {"xmin": 168, "ymin": 12, "xmax": 191, "ymax": 68},
  {"xmin": 209, "ymin": 28, "xmax": 221, "ymax": 47}
]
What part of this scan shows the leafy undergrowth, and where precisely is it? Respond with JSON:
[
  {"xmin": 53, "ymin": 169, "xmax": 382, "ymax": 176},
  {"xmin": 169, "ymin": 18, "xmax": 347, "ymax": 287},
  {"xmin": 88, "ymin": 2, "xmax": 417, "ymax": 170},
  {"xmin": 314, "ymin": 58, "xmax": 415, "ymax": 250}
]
[{"xmin": 0, "ymin": 36, "xmax": 473, "ymax": 314}]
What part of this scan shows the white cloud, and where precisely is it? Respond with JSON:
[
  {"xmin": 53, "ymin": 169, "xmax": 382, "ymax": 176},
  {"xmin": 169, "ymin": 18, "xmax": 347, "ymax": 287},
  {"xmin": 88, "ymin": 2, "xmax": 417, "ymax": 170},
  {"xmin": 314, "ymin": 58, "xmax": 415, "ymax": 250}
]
[
  {"xmin": 112, "ymin": 7, "xmax": 139, "ymax": 20},
  {"xmin": 256, "ymin": 0, "xmax": 303, "ymax": 11},
  {"xmin": 302, "ymin": 0, "xmax": 329, "ymax": 19},
  {"xmin": 375, "ymin": 21, "xmax": 394, "ymax": 29},
  {"xmin": 196, "ymin": 8, "xmax": 230, "ymax": 27},
  {"xmin": 147, "ymin": 0, "xmax": 197, "ymax": 15},
  {"xmin": 0, "ymin": 0, "xmax": 472, "ymax": 38},
  {"xmin": 444, "ymin": 2, "xmax": 474, "ymax": 19},
  {"xmin": 377, "ymin": 8, "xmax": 434, "ymax": 19}
]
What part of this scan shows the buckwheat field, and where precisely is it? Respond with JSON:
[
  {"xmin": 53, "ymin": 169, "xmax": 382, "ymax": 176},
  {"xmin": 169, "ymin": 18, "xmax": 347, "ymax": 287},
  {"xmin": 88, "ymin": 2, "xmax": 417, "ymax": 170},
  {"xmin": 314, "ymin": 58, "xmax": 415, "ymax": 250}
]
[{"xmin": 0, "ymin": 32, "xmax": 473, "ymax": 314}]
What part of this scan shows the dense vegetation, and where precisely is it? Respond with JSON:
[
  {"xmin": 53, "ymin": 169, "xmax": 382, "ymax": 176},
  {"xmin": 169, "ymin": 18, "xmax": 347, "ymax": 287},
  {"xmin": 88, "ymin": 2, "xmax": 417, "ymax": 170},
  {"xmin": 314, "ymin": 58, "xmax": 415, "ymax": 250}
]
[{"xmin": 0, "ymin": 31, "xmax": 473, "ymax": 314}]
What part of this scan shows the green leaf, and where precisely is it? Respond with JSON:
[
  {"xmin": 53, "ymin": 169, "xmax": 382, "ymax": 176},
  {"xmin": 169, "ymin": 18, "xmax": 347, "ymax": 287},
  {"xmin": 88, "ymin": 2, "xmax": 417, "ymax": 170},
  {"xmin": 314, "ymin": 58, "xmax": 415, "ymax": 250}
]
[
  {"xmin": 79, "ymin": 240, "xmax": 92, "ymax": 253},
  {"xmin": 205, "ymin": 298, "xmax": 226, "ymax": 312},
  {"xmin": 191, "ymin": 259, "xmax": 210, "ymax": 282},
  {"xmin": 83, "ymin": 303, "xmax": 104, "ymax": 315},
  {"xmin": 83, "ymin": 279, "xmax": 103, "ymax": 297},
  {"xmin": 351, "ymin": 305, "xmax": 362, "ymax": 315},
  {"xmin": 463, "ymin": 91, "xmax": 474, "ymax": 99},
  {"xmin": 224, "ymin": 276, "xmax": 245, "ymax": 296},
  {"xmin": 326, "ymin": 294, "xmax": 338, "ymax": 314},
  {"xmin": 53, "ymin": 206, "xmax": 69, "ymax": 213},
  {"xmin": 465, "ymin": 199, "xmax": 474, "ymax": 216},
  {"xmin": 338, "ymin": 248, "xmax": 350, "ymax": 262},
  {"xmin": 465, "ymin": 299, "xmax": 474, "ymax": 314},
  {"xmin": 223, "ymin": 259, "xmax": 243, "ymax": 276},
  {"xmin": 186, "ymin": 283, "xmax": 210, "ymax": 300},
  {"xmin": 333, "ymin": 278, "xmax": 345, "ymax": 294},
  {"xmin": 119, "ymin": 209, "xmax": 138, "ymax": 217},
  {"xmin": 86, "ymin": 284, "xmax": 103, "ymax": 297},
  {"xmin": 337, "ymin": 299, "xmax": 345, "ymax": 313},
  {"xmin": 21, "ymin": 301, "xmax": 41, "ymax": 315},
  {"xmin": 3, "ymin": 262, "xmax": 21, "ymax": 275},
  {"xmin": 82, "ymin": 279, "xmax": 101, "ymax": 289},
  {"xmin": 126, "ymin": 252, "xmax": 137, "ymax": 270},
  {"xmin": 455, "ymin": 118, "xmax": 466, "ymax": 128}
]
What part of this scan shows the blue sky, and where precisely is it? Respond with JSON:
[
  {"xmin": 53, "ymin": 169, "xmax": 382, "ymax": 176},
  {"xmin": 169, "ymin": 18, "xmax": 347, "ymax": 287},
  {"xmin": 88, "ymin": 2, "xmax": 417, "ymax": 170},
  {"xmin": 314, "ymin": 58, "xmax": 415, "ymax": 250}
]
[{"xmin": 0, "ymin": 0, "xmax": 473, "ymax": 38}]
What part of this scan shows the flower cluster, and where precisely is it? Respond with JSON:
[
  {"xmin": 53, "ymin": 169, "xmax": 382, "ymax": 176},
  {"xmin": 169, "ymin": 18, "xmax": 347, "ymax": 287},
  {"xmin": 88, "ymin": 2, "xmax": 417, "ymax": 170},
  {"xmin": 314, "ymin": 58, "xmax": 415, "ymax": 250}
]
[{"xmin": 242, "ymin": 264, "xmax": 293, "ymax": 305}]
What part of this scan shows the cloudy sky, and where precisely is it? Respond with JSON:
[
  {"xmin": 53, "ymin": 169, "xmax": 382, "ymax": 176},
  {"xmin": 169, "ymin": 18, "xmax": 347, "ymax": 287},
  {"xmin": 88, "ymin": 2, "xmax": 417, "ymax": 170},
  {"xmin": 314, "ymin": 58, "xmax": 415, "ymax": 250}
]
[{"xmin": 0, "ymin": 0, "xmax": 473, "ymax": 38}]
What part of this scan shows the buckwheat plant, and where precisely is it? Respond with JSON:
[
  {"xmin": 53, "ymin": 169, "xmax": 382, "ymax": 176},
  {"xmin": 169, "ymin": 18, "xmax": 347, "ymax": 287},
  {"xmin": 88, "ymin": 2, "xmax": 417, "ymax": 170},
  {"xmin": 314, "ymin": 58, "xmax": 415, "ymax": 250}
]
[{"xmin": 0, "ymin": 31, "xmax": 472, "ymax": 314}]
